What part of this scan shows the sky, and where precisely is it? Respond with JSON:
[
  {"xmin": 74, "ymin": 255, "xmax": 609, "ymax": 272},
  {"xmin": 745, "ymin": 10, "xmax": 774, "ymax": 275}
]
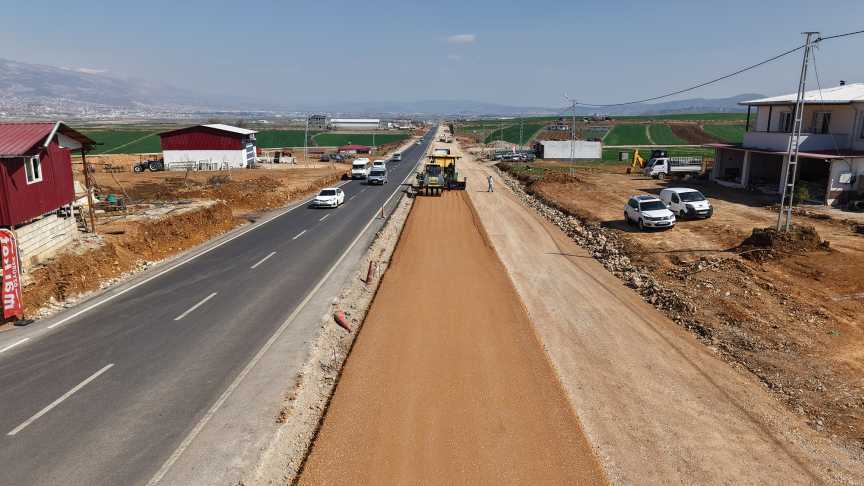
[{"xmin": 1, "ymin": 0, "xmax": 863, "ymax": 109}]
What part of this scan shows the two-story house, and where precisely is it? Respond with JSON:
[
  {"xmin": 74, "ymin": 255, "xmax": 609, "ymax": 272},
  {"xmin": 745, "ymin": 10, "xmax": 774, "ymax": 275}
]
[{"xmin": 708, "ymin": 82, "xmax": 864, "ymax": 206}]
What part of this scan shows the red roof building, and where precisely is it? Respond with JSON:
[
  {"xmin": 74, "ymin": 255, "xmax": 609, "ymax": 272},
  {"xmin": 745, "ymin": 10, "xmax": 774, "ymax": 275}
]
[
  {"xmin": 338, "ymin": 144, "xmax": 372, "ymax": 154},
  {"xmin": 159, "ymin": 124, "xmax": 257, "ymax": 170},
  {"xmin": 0, "ymin": 122, "xmax": 94, "ymax": 227}
]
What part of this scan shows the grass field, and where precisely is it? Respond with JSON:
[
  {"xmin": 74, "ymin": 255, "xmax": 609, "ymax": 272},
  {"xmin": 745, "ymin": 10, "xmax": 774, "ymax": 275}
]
[
  {"xmin": 484, "ymin": 123, "xmax": 546, "ymax": 144},
  {"xmin": 313, "ymin": 133, "xmax": 409, "ymax": 147},
  {"xmin": 85, "ymin": 130, "xmax": 162, "ymax": 154},
  {"xmin": 648, "ymin": 124, "xmax": 687, "ymax": 145},
  {"xmin": 256, "ymin": 130, "xmax": 313, "ymax": 148},
  {"xmin": 702, "ymin": 124, "xmax": 746, "ymax": 143},
  {"xmin": 603, "ymin": 124, "xmax": 650, "ymax": 145}
]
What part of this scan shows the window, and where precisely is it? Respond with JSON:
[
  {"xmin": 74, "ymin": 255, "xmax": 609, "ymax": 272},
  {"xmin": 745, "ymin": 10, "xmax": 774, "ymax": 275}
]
[
  {"xmin": 778, "ymin": 112, "xmax": 793, "ymax": 133},
  {"xmin": 24, "ymin": 156, "xmax": 42, "ymax": 184},
  {"xmin": 813, "ymin": 112, "xmax": 831, "ymax": 134}
]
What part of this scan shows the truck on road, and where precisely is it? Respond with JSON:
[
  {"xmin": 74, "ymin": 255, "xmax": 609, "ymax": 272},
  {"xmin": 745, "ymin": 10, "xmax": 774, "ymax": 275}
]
[
  {"xmin": 351, "ymin": 158, "xmax": 370, "ymax": 179},
  {"xmin": 643, "ymin": 156, "xmax": 704, "ymax": 179}
]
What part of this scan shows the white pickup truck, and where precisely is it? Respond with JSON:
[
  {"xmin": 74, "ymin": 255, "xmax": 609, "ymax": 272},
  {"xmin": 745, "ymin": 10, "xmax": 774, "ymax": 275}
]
[{"xmin": 643, "ymin": 157, "xmax": 703, "ymax": 179}]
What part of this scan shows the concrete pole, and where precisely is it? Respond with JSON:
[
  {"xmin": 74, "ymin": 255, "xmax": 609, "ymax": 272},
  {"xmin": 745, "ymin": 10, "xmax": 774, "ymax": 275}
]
[{"xmin": 81, "ymin": 150, "xmax": 97, "ymax": 234}]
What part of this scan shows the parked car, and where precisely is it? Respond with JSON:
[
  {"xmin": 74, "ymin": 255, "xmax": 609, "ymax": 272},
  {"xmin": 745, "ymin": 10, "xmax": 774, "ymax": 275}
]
[
  {"xmin": 133, "ymin": 158, "xmax": 164, "ymax": 173},
  {"xmin": 367, "ymin": 168, "xmax": 388, "ymax": 185},
  {"xmin": 624, "ymin": 195, "xmax": 676, "ymax": 231},
  {"xmin": 313, "ymin": 187, "xmax": 345, "ymax": 208},
  {"xmin": 351, "ymin": 158, "xmax": 370, "ymax": 179},
  {"xmin": 659, "ymin": 188, "xmax": 713, "ymax": 219},
  {"xmin": 392, "ymin": 152, "xmax": 402, "ymax": 162}
]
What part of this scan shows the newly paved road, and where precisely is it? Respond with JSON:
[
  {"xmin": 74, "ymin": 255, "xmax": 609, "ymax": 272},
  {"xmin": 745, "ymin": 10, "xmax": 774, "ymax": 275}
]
[{"xmin": 0, "ymin": 131, "xmax": 433, "ymax": 486}]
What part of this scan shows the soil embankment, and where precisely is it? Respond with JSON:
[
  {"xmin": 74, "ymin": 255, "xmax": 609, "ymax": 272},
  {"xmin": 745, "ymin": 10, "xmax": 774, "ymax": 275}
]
[{"xmin": 298, "ymin": 191, "xmax": 606, "ymax": 485}]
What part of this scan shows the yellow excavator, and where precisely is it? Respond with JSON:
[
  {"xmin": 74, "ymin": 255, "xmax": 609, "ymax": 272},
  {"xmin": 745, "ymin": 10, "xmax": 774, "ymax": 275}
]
[{"xmin": 626, "ymin": 150, "xmax": 645, "ymax": 174}]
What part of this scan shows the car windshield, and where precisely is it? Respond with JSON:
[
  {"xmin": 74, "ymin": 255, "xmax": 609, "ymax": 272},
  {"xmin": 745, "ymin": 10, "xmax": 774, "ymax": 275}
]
[
  {"xmin": 352, "ymin": 163, "xmax": 365, "ymax": 168},
  {"xmin": 319, "ymin": 189, "xmax": 336, "ymax": 196},
  {"xmin": 679, "ymin": 191, "xmax": 706, "ymax": 202},
  {"xmin": 640, "ymin": 200, "xmax": 666, "ymax": 211}
]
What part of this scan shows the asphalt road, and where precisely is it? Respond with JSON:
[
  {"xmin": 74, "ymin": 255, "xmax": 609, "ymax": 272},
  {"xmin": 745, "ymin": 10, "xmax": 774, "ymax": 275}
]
[{"xmin": 0, "ymin": 131, "xmax": 433, "ymax": 486}]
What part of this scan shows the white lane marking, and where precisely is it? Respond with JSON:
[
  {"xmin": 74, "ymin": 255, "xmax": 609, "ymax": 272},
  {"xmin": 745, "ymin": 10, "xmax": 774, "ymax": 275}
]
[
  {"xmin": 319, "ymin": 214, "xmax": 330, "ymax": 222},
  {"xmin": 292, "ymin": 229, "xmax": 307, "ymax": 241},
  {"xmin": 173, "ymin": 292, "xmax": 218, "ymax": 321},
  {"xmin": 145, "ymin": 136, "xmax": 428, "ymax": 486},
  {"xmin": 0, "ymin": 338, "xmax": 30, "ymax": 354},
  {"xmin": 349, "ymin": 195, "xmax": 357, "ymax": 201},
  {"xmin": 42, "ymin": 180, "xmax": 354, "ymax": 333},
  {"xmin": 8, "ymin": 363, "xmax": 114, "ymax": 436},
  {"xmin": 250, "ymin": 251, "xmax": 276, "ymax": 269}
]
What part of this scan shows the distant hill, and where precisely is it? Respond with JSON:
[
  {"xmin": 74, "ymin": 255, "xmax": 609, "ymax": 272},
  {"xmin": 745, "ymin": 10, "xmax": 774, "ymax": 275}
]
[{"xmin": 0, "ymin": 57, "xmax": 763, "ymax": 118}]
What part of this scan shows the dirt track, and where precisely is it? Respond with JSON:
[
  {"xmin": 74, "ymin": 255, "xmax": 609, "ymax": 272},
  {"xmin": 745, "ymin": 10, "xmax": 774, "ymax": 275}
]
[{"xmin": 298, "ymin": 191, "xmax": 606, "ymax": 485}]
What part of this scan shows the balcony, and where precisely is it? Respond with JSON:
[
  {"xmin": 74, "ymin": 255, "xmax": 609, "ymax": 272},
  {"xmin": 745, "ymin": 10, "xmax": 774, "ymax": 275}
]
[{"xmin": 742, "ymin": 131, "xmax": 850, "ymax": 152}]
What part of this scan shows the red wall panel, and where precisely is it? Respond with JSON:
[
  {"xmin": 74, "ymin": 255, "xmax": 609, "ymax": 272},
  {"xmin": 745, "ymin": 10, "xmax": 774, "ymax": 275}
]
[
  {"xmin": 161, "ymin": 130, "xmax": 244, "ymax": 151},
  {"xmin": 0, "ymin": 140, "xmax": 74, "ymax": 227}
]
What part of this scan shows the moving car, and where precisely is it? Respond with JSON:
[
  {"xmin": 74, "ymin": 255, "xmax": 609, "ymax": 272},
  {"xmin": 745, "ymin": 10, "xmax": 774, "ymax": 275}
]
[
  {"xmin": 351, "ymin": 158, "xmax": 370, "ymax": 179},
  {"xmin": 313, "ymin": 187, "xmax": 345, "ymax": 208},
  {"xmin": 367, "ymin": 167, "xmax": 388, "ymax": 185},
  {"xmin": 659, "ymin": 188, "xmax": 713, "ymax": 219},
  {"xmin": 392, "ymin": 153, "xmax": 402, "ymax": 162},
  {"xmin": 624, "ymin": 195, "xmax": 676, "ymax": 231},
  {"xmin": 371, "ymin": 159, "xmax": 386, "ymax": 169}
]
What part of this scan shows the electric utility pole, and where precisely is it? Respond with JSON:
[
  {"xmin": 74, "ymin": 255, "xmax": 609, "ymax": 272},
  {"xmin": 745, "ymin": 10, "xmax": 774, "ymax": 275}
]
[
  {"xmin": 303, "ymin": 114, "xmax": 309, "ymax": 163},
  {"xmin": 777, "ymin": 31, "xmax": 819, "ymax": 232},
  {"xmin": 564, "ymin": 94, "xmax": 577, "ymax": 161}
]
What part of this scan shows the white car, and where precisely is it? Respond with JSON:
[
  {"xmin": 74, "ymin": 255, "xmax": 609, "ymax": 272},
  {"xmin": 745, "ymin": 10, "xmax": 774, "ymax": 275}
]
[
  {"xmin": 624, "ymin": 195, "xmax": 676, "ymax": 231},
  {"xmin": 371, "ymin": 159, "xmax": 386, "ymax": 169},
  {"xmin": 392, "ymin": 153, "xmax": 402, "ymax": 162},
  {"xmin": 313, "ymin": 187, "xmax": 345, "ymax": 208},
  {"xmin": 659, "ymin": 188, "xmax": 713, "ymax": 219}
]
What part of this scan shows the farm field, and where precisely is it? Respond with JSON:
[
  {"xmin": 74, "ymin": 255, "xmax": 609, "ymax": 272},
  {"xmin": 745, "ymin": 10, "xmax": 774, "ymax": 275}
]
[
  {"xmin": 313, "ymin": 132, "xmax": 409, "ymax": 147},
  {"xmin": 703, "ymin": 124, "xmax": 746, "ymax": 143},
  {"xmin": 484, "ymin": 122, "xmax": 546, "ymax": 144},
  {"xmin": 256, "ymin": 130, "xmax": 313, "ymax": 148},
  {"xmin": 616, "ymin": 112, "xmax": 747, "ymax": 121},
  {"xmin": 603, "ymin": 124, "xmax": 650, "ymax": 145},
  {"xmin": 84, "ymin": 130, "xmax": 162, "ymax": 154},
  {"xmin": 648, "ymin": 124, "xmax": 687, "ymax": 145}
]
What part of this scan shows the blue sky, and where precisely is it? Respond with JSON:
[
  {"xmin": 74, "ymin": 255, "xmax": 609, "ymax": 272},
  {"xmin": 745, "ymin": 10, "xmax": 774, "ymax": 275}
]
[{"xmin": 2, "ymin": 0, "xmax": 863, "ymax": 108}]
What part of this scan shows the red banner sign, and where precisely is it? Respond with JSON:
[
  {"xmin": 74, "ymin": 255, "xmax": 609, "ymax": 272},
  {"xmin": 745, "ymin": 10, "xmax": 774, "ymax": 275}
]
[{"xmin": 0, "ymin": 229, "xmax": 23, "ymax": 319}]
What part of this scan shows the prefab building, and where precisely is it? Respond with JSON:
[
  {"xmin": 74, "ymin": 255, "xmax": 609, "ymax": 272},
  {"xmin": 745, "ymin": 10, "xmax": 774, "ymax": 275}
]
[
  {"xmin": 0, "ymin": 122, "xmax": 94, "ymax": 268},
  {"xmin": 159, "ymin": 124, "xmax": 258, "ymax": 171},
  {"xmin": 535, "ymin": 140, "xmax": 602, "ymax": 160},
  {"xmin": 329, "ymin": 119, "xmax": 381, "ymax": 131}
]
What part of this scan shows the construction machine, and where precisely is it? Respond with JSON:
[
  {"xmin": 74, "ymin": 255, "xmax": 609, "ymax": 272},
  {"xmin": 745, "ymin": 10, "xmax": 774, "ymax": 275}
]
[
  {"xmin": 627, "ymin": 149, "xmax": 668, "ymax": 174},
  {"xmin": 414, "ymin": 153, "xmax": 466, "ymax": 196}
]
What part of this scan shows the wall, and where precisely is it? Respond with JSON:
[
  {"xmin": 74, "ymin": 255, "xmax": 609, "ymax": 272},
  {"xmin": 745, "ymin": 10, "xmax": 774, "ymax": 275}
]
[
  {"xmin": 753, "ymin": 104, "xmax": 856, "ymax": 134},
  {"xmin": 163, "ymin": 149, "xmax": 248, "ymax": 170},
  {"xmin": 15, "ymin": 212, "xmax": 78, "ymax": 270},
  {"xmin": 827, "ymin": 157, "xmax": 864, "ymax": 206},
  {"xmin": 160, "ymin": 130, "xmax": 245, "ymax": 151},
  {"xmin": 0, "ymin": 139, "xmax": 75, "ymax": 227},
  {"xmin": 540, "ymin": 141, "xmax": 602, "ymax": 160}
]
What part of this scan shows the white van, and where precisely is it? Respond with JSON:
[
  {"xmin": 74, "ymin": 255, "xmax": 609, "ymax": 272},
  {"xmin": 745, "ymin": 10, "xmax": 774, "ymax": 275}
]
[
  {"xmin": 659, "ymin": 188, "xmax": 713, "ymax": 219},
  {"xmin": 351, "ymin": 158, "xmax": 370, "ymax": 179}
]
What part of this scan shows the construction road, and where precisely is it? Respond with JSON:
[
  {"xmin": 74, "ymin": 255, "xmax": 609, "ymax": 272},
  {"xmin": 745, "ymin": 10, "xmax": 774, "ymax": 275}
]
[
  {"xmin": 0, "ymin": 131, "xmax": 434, "ymax": 486},
  {"xmin": 298, "ymin": 191, "xmax": 607, "ymax": 485}
]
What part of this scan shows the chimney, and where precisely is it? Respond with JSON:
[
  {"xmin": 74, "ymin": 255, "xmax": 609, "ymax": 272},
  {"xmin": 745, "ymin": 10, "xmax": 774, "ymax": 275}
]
[{"xmin": 840, "ymin": 80, "xmax": 846, "ymax": 86}]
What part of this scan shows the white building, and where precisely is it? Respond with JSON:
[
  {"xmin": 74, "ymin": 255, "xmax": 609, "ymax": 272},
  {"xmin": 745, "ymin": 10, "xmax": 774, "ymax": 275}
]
[
  {"xmin": 535, "ymin": 140, "xmax": 603, "ymax": 160},
  {"xmin": 159, "ymin": 124, "xmax": 258, "ymax": 171},
  {"xmin": 329, "ymin": 118, "xmax": 381, "ymax": 130},
  {"xmin": 708, "ymin": 83, "xmax": 864, "ymax": 206}
]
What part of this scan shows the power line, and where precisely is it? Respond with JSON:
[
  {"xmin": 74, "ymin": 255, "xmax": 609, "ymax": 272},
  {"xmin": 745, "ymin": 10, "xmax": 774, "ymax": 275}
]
[{"xmin": 568, "ymin": 28, "xmax": 864, "ymax": 109}]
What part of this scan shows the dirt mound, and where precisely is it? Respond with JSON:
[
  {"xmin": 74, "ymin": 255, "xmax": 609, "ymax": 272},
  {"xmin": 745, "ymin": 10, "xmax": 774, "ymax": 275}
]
[
  {"xmin": 669, "ymin": 124, "xmax": 725, "ymax": 144},
  {"xmin": 737, "ymin": 225, "xmax": 829, "ymax": 261}
]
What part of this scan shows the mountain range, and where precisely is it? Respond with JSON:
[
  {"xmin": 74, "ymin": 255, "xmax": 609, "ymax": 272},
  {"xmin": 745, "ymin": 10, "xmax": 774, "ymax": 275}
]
[{"xmin": 0, "ymin": 57, "xmax": 761, "ymax": 118}]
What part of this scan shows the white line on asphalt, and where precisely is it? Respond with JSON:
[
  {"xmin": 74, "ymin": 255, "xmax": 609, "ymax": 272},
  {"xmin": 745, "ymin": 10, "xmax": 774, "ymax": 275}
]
[
  {"xmin": 41, "ymin": 180, "xmax": 355, "ymax": 333},
  {"xmin": 173, "ymin": 292, "xmax": 218, "ymax": 321},
  {"xmin": 292, "ymin": 229, "xmax": 307, "ymax": 240},
  {"xmin": 0, "ymin": 338, "xmax": 30, "ymax": 354},
  {"xmin": 8, "ymin": 363, "xmax": 114, "ymax": 436},
  {"xmin": 319, "ymin": 214, "xmax": 330, "ymax": 222},
  {"xmin": 250, "ymin": 251, "xmax": 276, "ymax": 269},
  {"xmin": 145, "ymin": 135, "xmax": 428, "ymax": 486},
  {"xmin": 349, "ymin": 195, "xmax": 356, "ymax": 200}
]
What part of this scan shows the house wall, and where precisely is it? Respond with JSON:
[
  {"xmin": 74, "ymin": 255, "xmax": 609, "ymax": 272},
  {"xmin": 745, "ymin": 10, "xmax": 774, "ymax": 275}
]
[
  {"xmin": 754, "ymin": 104, "xmax": 857, "ymax": 135},
  {"xmin": 15, "ymin": 212, "xmax": 78, "ymax": 270},
  {"xmin": 827, "ymin": 157, "xmax": 864, "ymax": 206},
  {"xmin": 163, "ymin": 149, "xmax": 248, "ymax": 170},
  {"xmin": 853, "ymin": 108, "xmax": 864, "ymax": 152},
  {"xmin": 0, "ymin": 139, "xmax": 75, "ymax": 227}
]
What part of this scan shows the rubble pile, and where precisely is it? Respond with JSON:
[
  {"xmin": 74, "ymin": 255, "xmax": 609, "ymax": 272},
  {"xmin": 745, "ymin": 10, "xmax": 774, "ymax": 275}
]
[
  {"xmin": 497, "ymin": 169, "xmax": 697, "ymax": 330},
  {"xmin": 738, "ymin": 225, "xmax": 829, "ymax": 261}
]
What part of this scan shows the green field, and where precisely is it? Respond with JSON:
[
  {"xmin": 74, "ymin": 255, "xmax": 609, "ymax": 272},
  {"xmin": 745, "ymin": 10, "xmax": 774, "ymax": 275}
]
[
  {"xmin": 312, "ymin": 133, "xmax": 409, "ymax": 147},
  {"xmin": 703, "ymin": 124, "xmax": 746, "ymax": 143},
  {"xmin": 84, "ymin": 130, "xmax": 162, "ymax": 154},
  {"xmin": 256, "ymin": 130, "xmax": 313, "ymax": 148},
  {"xmin": 647, "ymin": 124, "xmax": 687, "ymax": 145},
  {"xmin": 616, "ymin": 112, "xmax": 747, "ymax": 121},
  {"xmin": 484, "ymin": 122, "xmax": 546, "ymax": 144},
  {"xmin": 603, "ymin": 124, "xmax": 650, "ymax": 145}
]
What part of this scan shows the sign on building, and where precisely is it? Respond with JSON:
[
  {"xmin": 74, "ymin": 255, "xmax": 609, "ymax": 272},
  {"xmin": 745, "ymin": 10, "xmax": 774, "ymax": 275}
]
[{"xmin": 0, "ymin": 229, "xmax": 23, "ymax": 319}]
